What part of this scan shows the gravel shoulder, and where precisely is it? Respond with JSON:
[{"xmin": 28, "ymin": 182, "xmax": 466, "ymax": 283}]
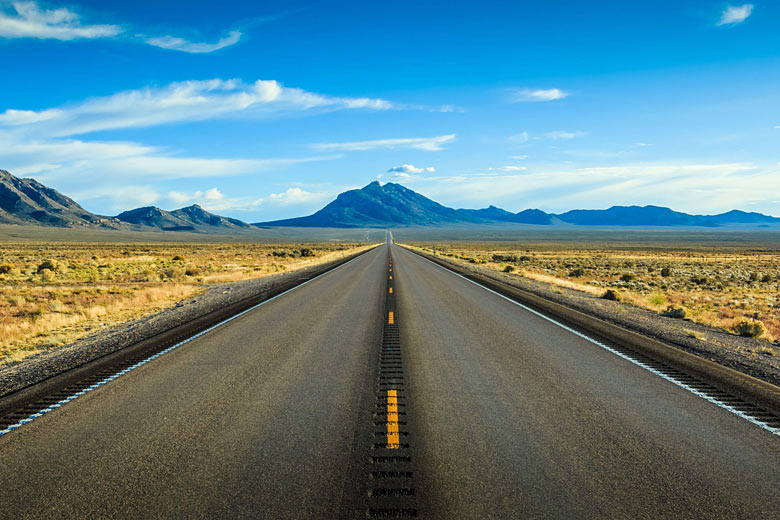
[
  {"xmin": 407, "ymin": 247, "xmax": 780, "ymax": 388},
  {"xmin": 0, "ymin": 249, "xmax": 371, "ymax": 398}
]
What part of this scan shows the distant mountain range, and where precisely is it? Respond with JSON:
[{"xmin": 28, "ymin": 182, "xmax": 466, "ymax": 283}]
[
  {"xmin": 2, "ymin": 170, "xmax": 779, "ymax": 231},
  {"xmin": 0, "ymin": 169, "xmax": 249, "ymax": 232},
  {"xmin": 258, "ymin": 181, "xmax": 780, "ymax": 228}
]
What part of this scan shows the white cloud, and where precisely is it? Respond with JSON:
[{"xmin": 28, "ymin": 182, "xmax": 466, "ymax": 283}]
[
  {"xmin": 511, "ymin": 155, "xmax": 528, "ymax": 160},
  {"xmin": 268, "ymin": 187, "xmax": 319, "ymax": 203},
  {"xmin": 0, "ymin": 1, "xmax": 121, "ymax": 40},
  {"xmin": 717, "ymin": 4, "xmax": 753, "ymax": 26},
  {"xmin": 0, "ymin": 1, "xmax": 245, "ymax": 54},
  {"xmin": 168, "ymin": 187, "xmax": 225, "ymax": 205},
  {"xmin": 545, "ymin": 130, "xmax": 587, "ymax": 140},
  {"xmin": 0, "ymin": 78, "xmax": 395, "ymax": 137},
  {"xmin": 387, "ymin": 164, "xmax": 436, "ymax": 174},
  {"xmin": 145, "ymin": 30, "xmax": 242, "ymax": 53},
  {"xmin": 509, "ymin": 88, "xmax": 569, "ymax": 103},
  {"xmin": 508, "ymin": 130, "xmax": 586, "ymax": 143},
  {"xmin": 0, "ymin": 133, "xmax": 332, "ymax": 179},
  {"xmin": 508, "ymin": 132, "xmax": 530, "ymax": 144},
  {"xmin": 497, "ymin": 166, "xmax": 527, "ymax": 172},
  {"xmin": 313, "ymin": 134, "xmax": 456, "ymax": 152},
  {"xmin": 404, "ymin": 162, "xmax": 780, "ymax": 215}
]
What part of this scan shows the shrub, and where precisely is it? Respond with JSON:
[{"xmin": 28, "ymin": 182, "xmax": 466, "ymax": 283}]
[
  {"xmin": 299, "ymin": 248, "xmax": 314, "ymax": 257},
  {"xmin": 185, "ymin": 268, "xmax": 199, "ymax": 276},
  {"xmin": 733, "ymin": 319, "xmax": 765, "ymax": 338},
  {"xmin": 0, "ymin": 263, "xmax": 13, "ymax": 274},
  {"xmin": 568, "ymin": 268, "xmax": 585, "ymax": 277},
  {"xmin": 760, "ymin": 274, "xmax": 772, "ymax": 283},
  {"xmin": 602, "ymin": 289, "xmax": 622, "ymax": 301},
  {"xmin": 661, "ymin": 305, "xmax": 687, "ymax": 319},
  {"xmin": 491, "ymin": 254, "xmax": 519, "ymax": 263},
  {"xmin": 503, "ymin": 265, "xmax": 515, "ymax": 273},
  {"xmin": 660, "ymin": 267, "xmax": 671, "ymax": 277},
  {"xmin": 172, "ymin": 255, "xmax": 184, "ymax": 261},
  {"xmin": 649, "ymin": 292, "xmax": 667, "ymax": 306},
  {"xmin": 37, "ymin": 259, "xmax": 58, "ymax": 273},
  {"xmin": 620, "ymin": 273, "xmax": 635, "ymax": 282},
  {"xmin": 690, "ymin": 276, "xmax": 707, "ymax": 285},
  {"xmin": 749, "ymin": 272, "xmax": 758, "ymax": 282},
  {"xmin": 272, "ymin": 250, "xmax": 288, "ymax": 257}
]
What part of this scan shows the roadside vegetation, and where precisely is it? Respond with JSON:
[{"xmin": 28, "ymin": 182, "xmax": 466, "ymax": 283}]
[
  {"xmin": 411, "ymin": 242, "xmax": 780, "ymax": 346},
  {"xmin": 0, "ymin": 242, "xmax": 370, "ymax": 366}
]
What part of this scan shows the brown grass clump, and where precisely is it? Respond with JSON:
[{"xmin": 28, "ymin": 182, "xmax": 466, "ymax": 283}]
[
  {"xmin": 661, "ymin": 305, "xmax": 688, "ymax": 319},
  {"xmin": 733, "ymin": 319, "xmax": 765, "ymax": 338},
  {"xmin": 602, "ymin": 289, "xmax": 622, "ymax": 301}
]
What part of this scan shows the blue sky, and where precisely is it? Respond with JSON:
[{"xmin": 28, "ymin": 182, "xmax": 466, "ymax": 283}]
[{"xmin": 1, "ymin": 0, "xmax": 779, "ymax": 221}]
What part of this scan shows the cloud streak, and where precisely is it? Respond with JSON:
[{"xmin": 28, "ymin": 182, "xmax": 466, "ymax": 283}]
[
  {"xmin": 145, "ymin": 30, "xmax": 242, "ymax": 53},
  {"xmin": 313, "ymin": 134, "xmax": 456, "ymax": 152},
  {"xmin": 0, "ymin": 1, "xmax": 243, "ymax": 53},
  {"xmin": 509, "ymin": 88, "xmax": 569, "ymax": 103},
  {"xmin": 717, "ymin": 4, "xmax": 754, "ymax": 26},
  {"xmin": 0, "ymin": 1, "xmax": 121, "ymax": 40},
  {"xmin": 387, "ymin": 164, "xmax": 436, "ymax": 174},
  {"xmin": 0, "ymin": 78, "xmax": 395, "ymax": 137},
  {"xmin": 402, "ymin": 162, "xmax": 780, "ymax": 215}
]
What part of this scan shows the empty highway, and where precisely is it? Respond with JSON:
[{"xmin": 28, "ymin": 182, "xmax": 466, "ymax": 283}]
[{"xmin": 1, "ymin": 243, "xmax": 779, "ymax": 519}]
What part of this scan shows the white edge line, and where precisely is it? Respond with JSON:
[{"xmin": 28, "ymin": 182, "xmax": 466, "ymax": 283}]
[
  {"xmin": 0, "ymin": 248, "xmax": 376, "ymax": 438},
  {"xmin": 407, "ymin": 248, "xmax": 780, "ymax": 438}
]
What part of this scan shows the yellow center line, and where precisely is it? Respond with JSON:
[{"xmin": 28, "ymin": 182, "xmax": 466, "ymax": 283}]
[
  {"xmin": 387, "ymin": 389, "xmax": 400, "ymax": 449},
  {"xmin": 388, "ymin": 311, "xmax": 394, "ymax": 324},
  {"xmin": 389, "ymin": 287, "xmax": 393, "ymax": 294}
]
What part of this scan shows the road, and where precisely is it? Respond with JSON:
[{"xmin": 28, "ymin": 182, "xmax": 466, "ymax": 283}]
[{"xmin": 1, "ymin": 243, "xmax": 779, "ymax": 518}]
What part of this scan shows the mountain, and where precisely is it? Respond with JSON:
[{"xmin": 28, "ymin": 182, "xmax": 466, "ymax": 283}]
[
  {"xmin": 557, "ymin": 205, "xmax": 711, "ymax": 227},
  {"xmin": 457, "ymin": 206, "xmax": 557, "ymax": 225},
  {"xmin": 171, "ymin": 205, "xmax": 250, "ymax": 229},
  {"xmin": 0, "ymin": 169, "xmax": 119, "ymax": 228},
  {"xmin": 457, "ymin": 205, "xmax": 517, "ymax": 221},
  {"xmin": 257, "ymin": 183, "xmax": 780, "ymax": 228},
  {"xmin": 0, "ymin": 169, "xmax": 250, "ymax": 231},
  {"xmin": 257, "ymin": 181, "xmax": 481, "ymax": 227},
  {"xmin": 116, "ymin": 204, "xmax": 249, "ymax": 231},
  {"xmin": 555, "ymin": 205, "xmax": 780, "ymax": 227}
]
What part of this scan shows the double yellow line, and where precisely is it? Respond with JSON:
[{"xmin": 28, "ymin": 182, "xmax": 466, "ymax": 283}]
[{"xmin": 386, "ymin": 262, "xmax": 400, "ymax": 449}]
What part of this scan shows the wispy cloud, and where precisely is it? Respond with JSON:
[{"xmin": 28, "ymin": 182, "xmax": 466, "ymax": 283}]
[
  {"xmin": 0, "ymin": 1, "xmax": 243, "ymax": 53},
  {"xmin": 145, "ymin": 30, "xmax": 242, "ymax": 53},
  {"xmin": 0, "ymin": 78, "xmax": 395, "ymax": 137},
  {"xmin": 0, "ymin": 1, "xmax": 121, "ymax": 40},
  {"xmin": 496, "ymin": 166, "xmax": 527, "ymax": 172},
  {"xmin": 387, "ymin": 164, "xmax": 436, "ymax": 174},
  {"xmin": 545, "ymin": 130, "xmax": 587, "ymax": 140},
  {"xmin": 717, "ymin": 4, "xmax": 754, "ymax": 26},
  {"xmin": 404, "ymin": 162, "xmax": 778, "ymax": 215},
  {"xmin": 313, "ymin": 134, "xmax": 456, "ymax": 152},
  {"xmin": 508, "ymin": 130, "xmax": 586, "ymax": 143},
  {"xmin": 509, "ymin": 88, "xmax": 569, "ymax": 103},
  {"xmin": 0, "ymin": 133, "xmax": 338, "ymax": 182}
]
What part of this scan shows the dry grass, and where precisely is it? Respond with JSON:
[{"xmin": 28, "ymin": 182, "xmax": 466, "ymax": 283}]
[
  {"xmin": 409, "ymin": 242, "xmax": 780, "ymax": 344},
  {"xmin": 0, "ymin": 241, "xmax": 373, "ymax": 366}
]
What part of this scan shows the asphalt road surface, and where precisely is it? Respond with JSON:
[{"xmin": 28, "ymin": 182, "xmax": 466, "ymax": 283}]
[{"xmin": 1, "ymin": 243, "xmax": 779, "ymax": 519}]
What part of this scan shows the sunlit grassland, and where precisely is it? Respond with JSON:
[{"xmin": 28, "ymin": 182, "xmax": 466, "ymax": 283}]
[
  {"xmin": 0, "ymin": 241, "xmax": 373, "ymax": 366},
  {"xmin": 406, "ymin": 241, "xmax": 780, "ymax": 349}
]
